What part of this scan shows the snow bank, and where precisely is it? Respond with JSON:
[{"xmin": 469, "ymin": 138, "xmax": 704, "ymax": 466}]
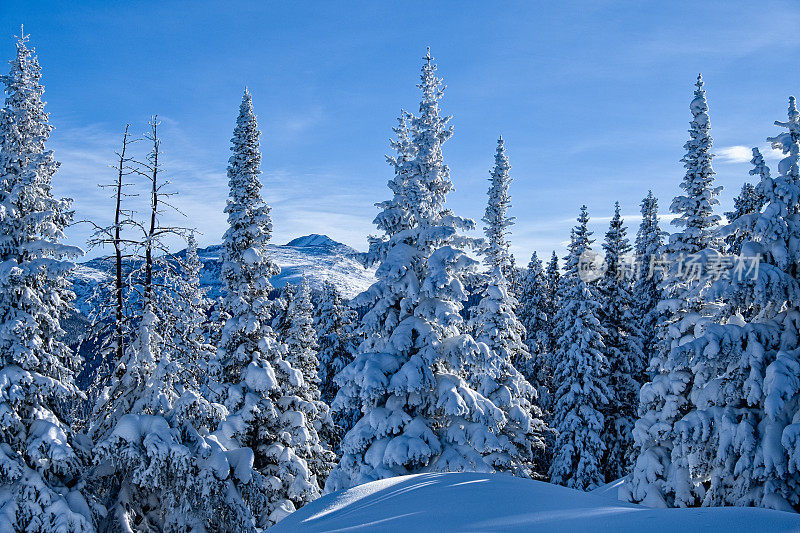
[{"xmin": 271, "ymin": 472, "xmax": 800, "ymax": 532}]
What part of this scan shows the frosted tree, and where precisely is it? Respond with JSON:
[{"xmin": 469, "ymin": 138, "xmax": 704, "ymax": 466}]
[
  {"xmin": 632, "ymin": 191, "xmax": 665, "ymax": 372},
  {"xmin": 482, "ymin": 137, "xmax": 516, "ymax": 286},
  {"xmin": 468, "ymin": 266, "xmax": 548, "ymax": 476},
  {"xmin": 597, "ymin": 202, "xmax": 644, "ymax": 482},
  {"xmin": 213, "ymin": 90, "xmax": 324, "ymax": 527},
  {"xmin": 543, "ymin": 251, "xmax": 561, "ymax": 354},
  {"xmin": 314, "ymin": 280, "xmax": 358, "ymax": 424},
  {"xmin": 625, "ymin": 75, "xmax": 723, "ymax": 508},
  {"xmin": 270, "ymin": 283, "xmax": 294, "ymax": 342},
  {"xmin": 0, "ymin": 31, "xmax": 96, "ymax": 532},
  {"xmin": 284, "ymin": 278, "xmax": 319, "ymax": 388},
  {"xmin": 518, "ymin": 251, "xmax": 550, "ymax": 388},
  {"xmin": 283, "ymin": 277, "xmax": 338, "ymax": 485},
  {"xmin": 668, "ymin": 74, "xmax": 722, "ymax": 256},
  {"xmin": 171, "ymin": 232, "xmax": 214, "ymax": 391},
  {"xmin": 548, "ymin": 206, "xmax": 609, "ymax": 490},
  {"xmin": 724, "ymin": 149, "xmax": 766, "ymax": 256},
  {"xmin": 92, "ymin": 306, "xmax": 258, "ymax": 532},
  {"xmin": 327, "ymin": 50, "xmax": 516, "ymax": 492}
]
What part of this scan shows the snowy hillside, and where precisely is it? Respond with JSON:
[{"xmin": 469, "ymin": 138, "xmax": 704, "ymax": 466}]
[
  {"xmin": 271, "ymin": 473, "xmax": 800, "ymax": 533},
  {"xmin": 70, "ymin": 234, "xmax": 376, "ymax": 314}
]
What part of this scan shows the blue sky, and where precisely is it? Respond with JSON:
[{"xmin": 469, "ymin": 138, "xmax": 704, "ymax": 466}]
[{"xmin": 2, "ymin": 1, "xmax": 799, "ymax": 261}]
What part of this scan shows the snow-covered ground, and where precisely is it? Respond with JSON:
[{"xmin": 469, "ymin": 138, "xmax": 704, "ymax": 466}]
[{"xmin": 271, "ymin": 472, "xmax": 800, "ymax": 532}]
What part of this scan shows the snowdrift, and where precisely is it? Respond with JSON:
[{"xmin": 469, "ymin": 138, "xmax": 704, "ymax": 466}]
[{"xmin": 271, "ymin": 472, "xmax": 800, "ymax": 532}]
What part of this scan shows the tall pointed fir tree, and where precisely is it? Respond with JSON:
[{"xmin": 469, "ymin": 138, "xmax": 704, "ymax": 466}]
[
  {"xmin": 517, "ymin": 251, "xmax": 550, "ymax": 394},
  {"xmin": 171, "ymin": 231, "xmax": 215, "ymax": 392},
  {"xmin": 724, "ymin": 148, "xmax": 766, "ymax": 256},
  {"xmin": 327, "ymin": 50, "xmax": 533, "ymax": 491},
  {"xmin": 632, "ymin": 191, "xmax": 665, "ymax": 375},
  {"xmin": 548, "ymin": 206, "xmax": 609, "ymax": 490},
  {"xmin": 544, "ymin": 251, "xmax": 561, "ymax": 354},
  {"xmin": 212, "ymin": 90, "xmax": 326, "ymax": 527},
  {"xmin": 283, "ymin": 277, "xmax": 337, "ymax": 485},
  {"xmin": 626, "ymin": 75, "xmax": 723, "ymax": 508},
  {"xmin": 482, "ymin": 137, "xmax": 516, "ymax": 290},
  {"xmin": 314, "ymin": 279, "xmax": 358, "ymax": 429},
  {"xmin": 0, "ymin": 31, "xmax": 95, "ymax": 532},
  {"xmin": 626, "ymin": 97, "xmax": 800, "ymax": 511},
  {"xmin": 597, "ymin": 202, "xmax": 644, "ymax": 482},
  {"xmin": 468, "ymin": 266, "xmax": 548, "ymax": 477}
]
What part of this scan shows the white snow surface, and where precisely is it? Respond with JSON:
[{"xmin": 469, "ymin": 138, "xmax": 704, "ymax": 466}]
[{"xmin": 271, "ymin": 472, "xmax": 800, "ymax": 532}]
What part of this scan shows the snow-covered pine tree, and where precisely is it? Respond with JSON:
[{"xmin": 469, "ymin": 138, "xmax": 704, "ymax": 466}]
[
  {"xmin": 597, "ymin": 202, "xmax": 644, "ymax": 482},
  {"xmin": 171, "ymin": 232, "xmax": 215, "ymax": 392},
  {"xmin": 314, "ymin": 280, "xmax": 358, "ymax": 424},
  {"xmin": 507, "ymin": 252, "xmax": 523, "ymax": 299},
  {"xmin": 326, "ymin": 50, "xmax": 516, "ymax": 492},
  {"xmin": 283, "ymin": 277, "xmax": 338, "ymax": 485},
  {"xmin": 213, "ymin": 89, "xmax": 325, "ymax": 527},
  {"xmin": 517, "ymin": 252, "xmax": 549, "ymax": 387},
  {"xmin": 482, "ymin": 137, "xmax": 516, "ymax": 288},
  {"xmin": 543, "ymin": 251, "xmax": 561, "ymax": 355},
  {"xmin": 468, "ymin": 266, "xmax": 547, "ymax": 476},
  {"xmin": 723, "ymin": 149, "xmax": 766, "ymax": 256},
  {"xmin": 283, "ymin": 279, "xmax": 319, "ymax": 387},
  {"xmin": 548, "ymin": 206, "xmax": 609, "ymax": 491},
  {"xmin": 668, "ymin": 74, "xmax": 722, "ymax": 257},
  {"xmin": 0, "ymin": 31, "xmax": 96, "ymax": 532},
  {"xmin": 625, "ymin": 75, "xmax": 723, "ymax": 508},
  {"xmin": 632, "ymin": 191, "xmax": 665, "ymax": 374},
  {"xmin": 270, "ymin": 283, "xmax": 294, "ymax": 343}
]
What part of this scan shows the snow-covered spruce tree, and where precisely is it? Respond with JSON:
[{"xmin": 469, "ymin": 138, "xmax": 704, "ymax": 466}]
[
  {"xmin": 283, "ymin": 277, "xmax": 338, "ymax": 485},
  {"xmin": 171, "ymin": 232, "xmax": 215, "ymax": 392},
  {"xmin": 314, "ymin": 280, "xmax": 358, "ymax": 424},
  {"xmin": 632, "ymin": 191, "xmax": 665, "ymax": 374},
  {"xmin": 213, "ymin": 89, "xmax": 325, "ymax": 527},
  {"xmin": 723, "ymin": 149, "xmax": 766, "ymax": 256},
  {"xmin": 468, "ymin": 266, "xmax": 547, "ymax": 476},
  {"xmin": 667, "ymin": 74, "xmax": 723, "ymax": 257},
  {"xmin": 543, "ymin": 251, "xmax": 561, "ymax": 354},
  {"xmin": 92, "ymin": 306, "xmax": 257, "ymax": 532},
  {"xmin": 548, "ymin": 206, "xmax": 609, "ymax": 491},
  {"xmin": 0, "ymin": 31, "xmax": 96, "ymax": 532},
  {"xmin": 517, "ymin": 252, "xmax": 550, "ymax": 387},
  {"xmin": 327, "ymin": 50, "xmax": 522, "ymax": 491},
  {"xmin": 625, "ymin": 75, "xmax": 723, "ymax": 508},
  {"xmin": 270, "ymin": 283, "xmax": 294, "ymax": 343},
  {"xmin": 597, "ymin": 202, "xmax": 644, "ymax": 482},
  {"xmin": 482, "ymin": 137, "xmax": 516, "ymax": 288}
]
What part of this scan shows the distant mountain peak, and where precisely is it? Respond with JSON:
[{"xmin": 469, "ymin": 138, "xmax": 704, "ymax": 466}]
[{"xmin": 285, "ymin": 234, "xmax": 342, "ymax": 248}]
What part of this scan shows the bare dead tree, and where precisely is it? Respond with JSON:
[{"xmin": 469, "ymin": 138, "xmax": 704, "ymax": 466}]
[
  {"xmin": 131, "ymin": 116, "xmax": 188, "ymax": 305},
  {"xmin": 83, "ymin": 125, "xmax": 141, "ymax": 374}
]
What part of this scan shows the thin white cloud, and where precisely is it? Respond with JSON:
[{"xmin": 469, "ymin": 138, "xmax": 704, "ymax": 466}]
[
  {"xmin": 716, "ymin": 144, "xmax": 784, "ymax": 165},
  {"xmin": 716, "ymin": 146, "xmax": 753, "ymax": 164}
]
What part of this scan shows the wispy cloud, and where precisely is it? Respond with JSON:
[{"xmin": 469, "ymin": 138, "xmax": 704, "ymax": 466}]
[{"xmin": 716, "ymin": 144, "xmax": 783, "ymax": 164}]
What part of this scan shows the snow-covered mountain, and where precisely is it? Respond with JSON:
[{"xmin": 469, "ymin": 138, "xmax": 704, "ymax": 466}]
[
  {"xmin": 70, "ymin": 234, "xmax": 376, "ymax": 315},
  {"xmin": 271, "ymin": 472, "xmax": 800, "ymax": 533}
]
